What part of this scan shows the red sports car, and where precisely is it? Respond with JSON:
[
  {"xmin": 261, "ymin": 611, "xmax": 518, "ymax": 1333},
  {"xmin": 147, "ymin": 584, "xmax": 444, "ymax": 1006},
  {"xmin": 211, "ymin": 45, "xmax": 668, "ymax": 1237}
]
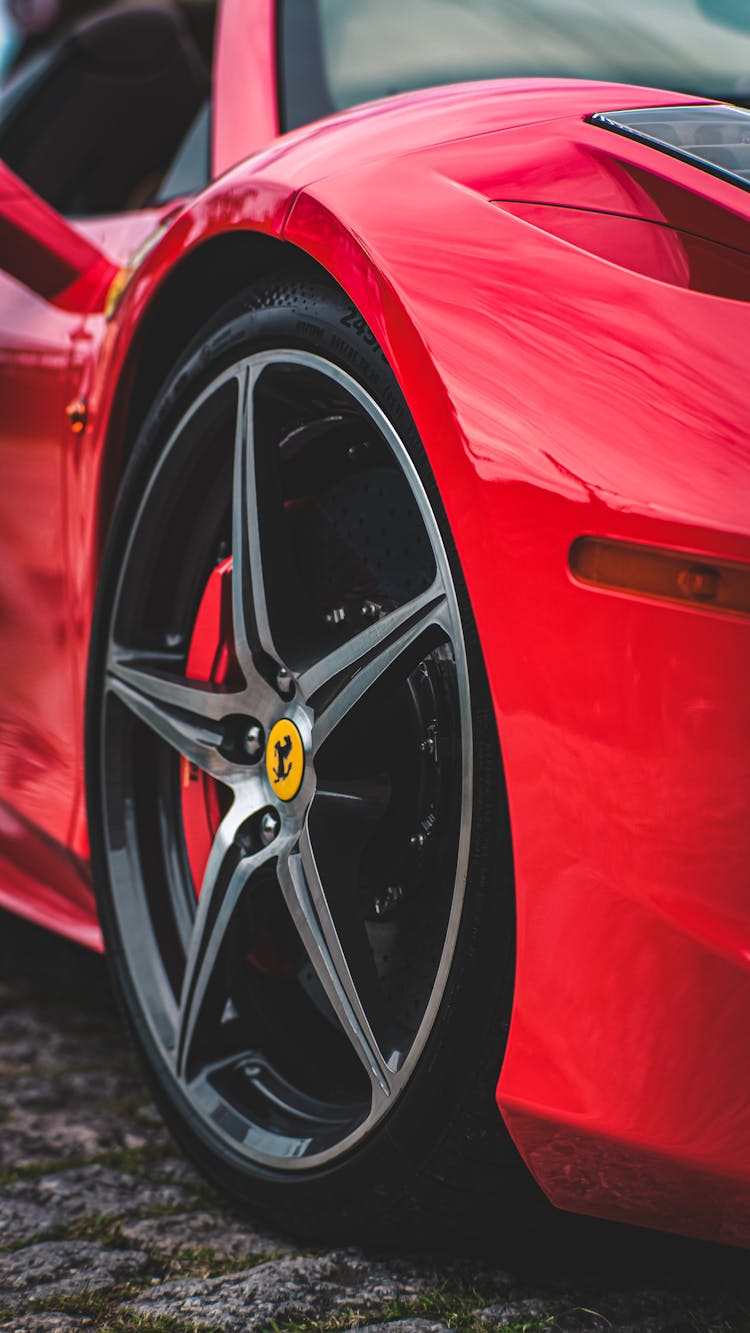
[{"xmin": 0, "ymin": 0, "xmax": 749, "ymax": 1247}]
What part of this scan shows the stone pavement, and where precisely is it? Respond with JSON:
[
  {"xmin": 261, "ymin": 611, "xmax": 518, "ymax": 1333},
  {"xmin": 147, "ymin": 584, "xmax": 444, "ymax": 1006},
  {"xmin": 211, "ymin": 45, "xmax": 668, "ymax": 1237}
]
[{"xmin": 0, "ymin": 909, "xmax": 748, "ymax": 1333}]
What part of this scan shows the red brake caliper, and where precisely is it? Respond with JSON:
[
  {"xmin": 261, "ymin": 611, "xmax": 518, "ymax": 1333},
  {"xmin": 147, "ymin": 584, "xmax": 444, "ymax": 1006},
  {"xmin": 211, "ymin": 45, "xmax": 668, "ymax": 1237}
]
[
  {"xmin": 180, "ymin": 557, "xmax": 295, "ymax": 979},
  {"xmin": 181, "ymin": 556, "xmax": 235, "ymax": 896}
]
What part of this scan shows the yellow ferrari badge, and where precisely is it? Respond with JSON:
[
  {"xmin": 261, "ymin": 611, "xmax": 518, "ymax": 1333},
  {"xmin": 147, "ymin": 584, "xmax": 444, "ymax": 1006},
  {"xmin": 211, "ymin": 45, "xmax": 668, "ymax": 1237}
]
[{"xmin": 265, "ymin": 719, "xmax": 304, "ymax": 801}]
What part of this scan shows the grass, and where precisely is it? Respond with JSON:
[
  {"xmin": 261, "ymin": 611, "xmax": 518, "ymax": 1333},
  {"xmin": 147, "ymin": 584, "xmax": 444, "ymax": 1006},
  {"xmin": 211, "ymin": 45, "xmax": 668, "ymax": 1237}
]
[
  {"xmin": 2, "ymin": 1284, "xmax": 745, "ymax": 1333},
  {"xmin": 0, "ymin": 1199, "xmax": 203, "ymax": 1254},
  {"xmin": 0, "ymin": 1239, "xmax": 747, "ymax": 1333},
  {"xmin": 0, "ymin": 1139, "xmax": 217, "ymax": 1192},
  {"xmin": 90, "ymin": 1092, "xmax": 162, "ymax": 1121},
  {"xmin": 165, "ymin": 1247, "xmax": 280, "ymax": 1280},
  {"xmin": 249, "ymin": 1286, "xmax": 559, "ymax": 1333},
  {"xmin": 0, "ymin": 1145, "xmax": 156, "ymax": 1189},
  {"xmin": 9, "ymin": 1283, "xmax": 223, "ymax": 1332},
  {"xmin": 0, "ymin": 1267, "xmax": 556, "ymax": 1333},
  {"xmin": 18, "ymin": 1279, "xmax": 551, "ymax": 1333}
]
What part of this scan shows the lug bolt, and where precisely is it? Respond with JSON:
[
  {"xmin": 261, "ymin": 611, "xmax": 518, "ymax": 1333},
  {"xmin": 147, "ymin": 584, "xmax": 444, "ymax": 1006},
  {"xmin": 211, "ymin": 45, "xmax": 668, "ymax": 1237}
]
[
  {"xmin": 410, "ymin": 831, "xmax": 426, "ymax": 849},
  {"xmin": 276, "ymin": 666, "xmax": 294, "ymax": 698},
  {"xmin": 325, "ymin": 606, "xmax": 346, "ymax": 626},
  {"xmin": 420, "ymin": 722, "xmax": 438, "ymax": 758},
  {"xmin": 243, "ymin": 721, "xmax": 264, "ymax": 761},
  {"xmin": 361, "ymin": 599, "xmax": 382, "ymax": 620},
  {"xmin": 260, "ymin": 810, "xmax": 281, "ymax": 846},
  {"xmin": 374, "ymin": 884, "xmax": 403, "ymax": 918}
]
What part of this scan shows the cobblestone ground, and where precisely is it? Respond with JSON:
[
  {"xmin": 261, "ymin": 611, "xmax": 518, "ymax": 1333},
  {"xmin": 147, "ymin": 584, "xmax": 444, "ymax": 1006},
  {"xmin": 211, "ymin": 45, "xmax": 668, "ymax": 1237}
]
[{"xmin": 0, "ymin": 910, "xmax": 748, "ymax": 1333}]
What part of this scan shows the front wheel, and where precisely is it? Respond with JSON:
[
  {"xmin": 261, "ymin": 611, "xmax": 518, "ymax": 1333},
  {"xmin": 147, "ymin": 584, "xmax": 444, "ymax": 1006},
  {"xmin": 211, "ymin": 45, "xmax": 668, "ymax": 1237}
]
[{"xmin": 86, "ymin": 275, "xmax": 530, "ymax": 1241}]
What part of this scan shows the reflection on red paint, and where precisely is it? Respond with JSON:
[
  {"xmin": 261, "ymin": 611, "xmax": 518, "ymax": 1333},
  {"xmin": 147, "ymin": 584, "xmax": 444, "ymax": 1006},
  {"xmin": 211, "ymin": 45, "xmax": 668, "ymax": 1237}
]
[{"xmin": 0, "ymin": 22, "xmax": 748, "ymax": 1246}]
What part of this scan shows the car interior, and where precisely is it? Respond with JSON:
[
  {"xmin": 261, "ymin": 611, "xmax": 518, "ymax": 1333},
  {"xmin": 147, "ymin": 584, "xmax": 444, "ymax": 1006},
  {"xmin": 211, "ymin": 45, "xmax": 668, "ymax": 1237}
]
[{"xmin": 0, "ymin": 0, "xmax": 218, "ymax": 216}]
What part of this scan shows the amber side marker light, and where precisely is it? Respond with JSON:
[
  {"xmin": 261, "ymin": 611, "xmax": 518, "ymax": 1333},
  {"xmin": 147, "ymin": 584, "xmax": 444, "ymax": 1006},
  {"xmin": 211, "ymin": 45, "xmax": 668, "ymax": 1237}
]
[
  {"xmin": 569, "ymin": 537, "xmax": 750, "ymax": 618},
  {"xmin": 65, "ymin": 399, "xmax": 88, "ymax": 434}
]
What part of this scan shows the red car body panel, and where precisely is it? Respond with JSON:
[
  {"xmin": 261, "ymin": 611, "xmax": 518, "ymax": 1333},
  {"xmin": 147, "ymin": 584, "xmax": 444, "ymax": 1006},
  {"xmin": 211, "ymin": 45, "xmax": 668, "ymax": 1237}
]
[
  {"xmin": 212, "ymin": 0, "xmax": 279, "ymax": 174},
  {"xmin": 0, "ymin": 161, "xmax": 117, "ymax": 309},
  {"xmin": 0, "ymin": 199, "xmax": 175, "ymax": 942},
  {"xmin": 279, "ymin": 112, "xmax": 750, "ymax": 1243},
  {"xmin": 0, "ymin": 0, "xmax": 748, "ymax": 1245}
]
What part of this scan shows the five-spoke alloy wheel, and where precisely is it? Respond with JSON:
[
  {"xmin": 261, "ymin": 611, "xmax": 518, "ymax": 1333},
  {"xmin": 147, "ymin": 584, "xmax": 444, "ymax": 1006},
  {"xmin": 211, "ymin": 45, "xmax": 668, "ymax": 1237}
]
[{"xmin": 87, "ymin": 277, "xmax": 519, "ymax": 1239}]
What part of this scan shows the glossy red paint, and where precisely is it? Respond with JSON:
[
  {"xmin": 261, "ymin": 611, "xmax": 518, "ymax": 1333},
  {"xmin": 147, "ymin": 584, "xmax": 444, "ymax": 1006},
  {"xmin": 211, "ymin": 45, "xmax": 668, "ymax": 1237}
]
[
  {"xmin": 0, "ymin": 274, "xmax": 94, "ymax": 900},
  {"xmin": 497, "ymin": 202, "xmax": 750, "ymax": 302},
  {"xmin": 277, "ymin": 117, "xmax": 750, "ymax": 1241},
  {"xmin": 0, "ymin": 800, "xmax": 100, "ymax": 950},
  {"xmin": 0, "ymin": 161, "xmax": 117, "ymax": 311},
  {"xmin": 0, "ymin": 6, "xmax": 748, "ymax": 1246},
  {"xmin": 0, "ymin": 202, "xmax": 173, "ymax": 938},
  {"xmin": 213, "ymin": 0, "xmax": 279, "ymax": 174},
  {"xmin": 291, "ymin": 173, "xmax": 749, "ymax": 1248}
]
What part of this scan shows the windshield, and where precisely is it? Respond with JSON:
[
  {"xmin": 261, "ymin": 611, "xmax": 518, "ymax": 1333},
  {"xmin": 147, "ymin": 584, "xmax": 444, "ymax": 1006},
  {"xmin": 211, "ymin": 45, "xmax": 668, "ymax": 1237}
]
[{"xmin": 281, "ymin": 0, "xmax": 750, "ymax": 130}]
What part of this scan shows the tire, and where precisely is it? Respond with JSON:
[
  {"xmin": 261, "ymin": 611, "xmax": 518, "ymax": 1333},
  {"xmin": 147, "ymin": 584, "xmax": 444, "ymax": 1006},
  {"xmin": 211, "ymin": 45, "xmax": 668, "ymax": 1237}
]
[{"xmin": 86, "ymin": 273, "xmax": 538, "ymax": 1243}]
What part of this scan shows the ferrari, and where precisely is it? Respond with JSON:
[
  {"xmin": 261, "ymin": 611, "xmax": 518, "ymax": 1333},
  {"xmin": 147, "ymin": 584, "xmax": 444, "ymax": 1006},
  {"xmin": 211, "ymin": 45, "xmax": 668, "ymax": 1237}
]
[{"xmin": 0, "ymin": 0, "xmax": 749, "ymax": 1247}]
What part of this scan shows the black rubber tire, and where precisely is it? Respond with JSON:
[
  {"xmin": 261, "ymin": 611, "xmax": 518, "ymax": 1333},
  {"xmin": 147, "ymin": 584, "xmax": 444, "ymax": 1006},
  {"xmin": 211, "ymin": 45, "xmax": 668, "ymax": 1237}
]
[{"xmin": 85, "ymin": 272, "xmax": 542, "ymax": 1245}]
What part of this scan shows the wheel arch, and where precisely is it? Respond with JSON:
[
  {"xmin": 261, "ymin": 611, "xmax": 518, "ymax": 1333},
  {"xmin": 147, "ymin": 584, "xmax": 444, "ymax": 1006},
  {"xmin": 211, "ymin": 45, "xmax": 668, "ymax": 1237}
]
[{"xmin": 96, "ymin": 228, "xmax": 333, "ymax": 553}]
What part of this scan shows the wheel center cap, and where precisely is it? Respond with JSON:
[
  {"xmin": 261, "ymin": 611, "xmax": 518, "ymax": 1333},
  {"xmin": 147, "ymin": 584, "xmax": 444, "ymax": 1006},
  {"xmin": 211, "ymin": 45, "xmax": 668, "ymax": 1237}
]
[{"xmin": 265, "ymin": 718, "xmax": 305, "ymax": 801}]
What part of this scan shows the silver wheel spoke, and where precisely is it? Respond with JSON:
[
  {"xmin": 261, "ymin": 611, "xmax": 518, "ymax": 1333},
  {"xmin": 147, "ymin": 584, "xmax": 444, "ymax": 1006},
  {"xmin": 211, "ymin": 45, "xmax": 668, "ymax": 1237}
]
[
  {"xmin": 176, "ymin": 793, "xmax": 275, "ymax": 1081},
  {"xmin": 107, "ymin": 652, "xmax": 244, "ymax": 780},
  {"xmin": 308, "ymin": 580, "xmax": 448, "ymax": 749},
  {"xmin": 279, "ymin": 829, "xmax": 393, "ymax": 1100},
  {"xmin": 103, "ymin": 347, "xmax": 472, "ymax": 1171},
  {"xmin": 232, "ymin": 365, "xmax": 282, "ymax": 683}
]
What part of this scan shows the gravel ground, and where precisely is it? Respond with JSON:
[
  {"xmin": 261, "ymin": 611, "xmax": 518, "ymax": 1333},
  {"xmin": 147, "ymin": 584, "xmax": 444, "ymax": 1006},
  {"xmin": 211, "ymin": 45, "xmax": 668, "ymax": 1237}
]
[{"xmin": 0, "ymin": 909, "xmax": 748, "ymax": 1333}]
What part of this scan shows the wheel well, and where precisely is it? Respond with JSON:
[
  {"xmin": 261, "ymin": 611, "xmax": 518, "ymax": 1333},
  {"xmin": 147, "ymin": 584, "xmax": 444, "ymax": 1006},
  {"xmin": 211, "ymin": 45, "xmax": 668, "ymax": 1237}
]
[{"xmin": 99, "ymin": 229, "xmax": 329, "ymax": 547}]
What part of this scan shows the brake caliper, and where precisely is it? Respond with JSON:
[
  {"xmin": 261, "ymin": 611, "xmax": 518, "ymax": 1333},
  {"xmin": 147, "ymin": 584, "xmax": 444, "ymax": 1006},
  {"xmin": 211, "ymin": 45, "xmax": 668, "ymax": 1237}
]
[{"xmin": 181, "ymin": 555, "xmax": 234, "ymax": 895}]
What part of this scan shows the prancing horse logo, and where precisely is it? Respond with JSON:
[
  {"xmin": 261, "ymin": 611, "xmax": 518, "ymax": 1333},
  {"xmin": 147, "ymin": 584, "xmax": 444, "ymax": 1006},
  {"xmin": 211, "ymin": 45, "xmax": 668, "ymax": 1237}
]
[
  {"xmin": 266, "ymin": 717, "xmax": 304, "ymax": 800},
  {"xmin": 272, "ymin": 734, "xmax": 293, "ymax": 784}
]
